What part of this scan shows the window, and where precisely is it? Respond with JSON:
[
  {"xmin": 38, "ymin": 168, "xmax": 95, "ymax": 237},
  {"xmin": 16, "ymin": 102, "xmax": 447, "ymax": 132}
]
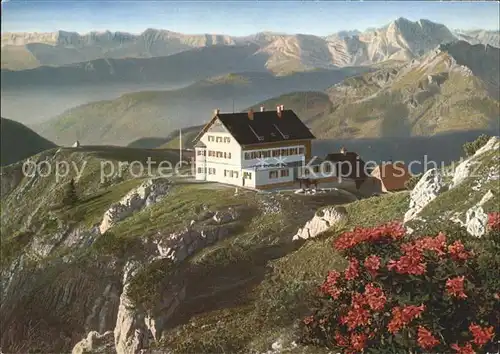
[
  {"xmin": 208, "ymin": 135, "xmax": 215, "ymax": 142},
  {"xmin": 272, "ymin": 149, "xmax": 280, "ymax": 157},
  {"xmin": 216, "ymin": 151, "xmax": 223, "ymax": 158},
  {"xmin": 228, "ymin": 152, "xmax": 231, "ymax": 159},
  {"xmin": 224, "ymin": 137, "xmax": 231, "ymax": 143},
  {"xmin": 281, "ymin": 149, "xmax": 288, "ymax": 156},
  {"xmin": 208, "ymin": 168, "xmax": 216, "ymax": 175},
  {"xmin": 231, "ymin": 171, "xmax": 239, "ymax": 178},
  {"xmin": 313, "ymin": 166, "xmax": 320, "ymax": 173},
  {"xmin": 224, "ymin": 169, "xmax": 228, "ymax": 177},
  {"xmin": 216, "ymin": 137, "xmax": 223, "ymax": 143},
  {"xmin": 208, "ymin": 150, "xmax": 214, "ymax": 157},
  {"xmin": 290, "ymin": 148, "xmax": 298, "ymax": 155},
  {"xmin": 269, "ymin": 170, "xmax": 279, "ymax": 179},
  {"xmin": 197, "ymin": 167, "xmax": 203, "ymax": 173},
  {"xmin": 224, "ymin": 152, "xmax": 227, "ymax": 158},
  {"xmin": 262, "ymin": 150, "xmax": 271, "ymax": 158},
  {"xmin": 243, "ymin": 172, "xmax": 252, "ymax": 179},
  {"xmin": 244, "ymin": 152, "xmax": 251, "ymax": 160},
  {"xmin": 280, "ymin": 169, "xmax": 289, "ymax": 177},
  {"xmin": 298, "ymin": 147, "xmax": 304, "ymax": 154}
]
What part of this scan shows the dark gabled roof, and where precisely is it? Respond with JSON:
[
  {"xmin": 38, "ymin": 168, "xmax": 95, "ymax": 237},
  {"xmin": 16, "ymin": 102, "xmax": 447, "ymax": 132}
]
[
  {"xmin": 195, "ymin": 110, "xmax": 315, "ymax": 146},
  {"xmin": 324, "ymin": 152, "xmax": 370, "ymax": 180}
]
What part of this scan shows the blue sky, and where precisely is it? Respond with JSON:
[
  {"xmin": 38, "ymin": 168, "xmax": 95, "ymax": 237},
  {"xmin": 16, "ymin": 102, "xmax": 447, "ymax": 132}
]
[{"xmin": 2, "ymin": 1, "xmax": 499, "ymax": 35}]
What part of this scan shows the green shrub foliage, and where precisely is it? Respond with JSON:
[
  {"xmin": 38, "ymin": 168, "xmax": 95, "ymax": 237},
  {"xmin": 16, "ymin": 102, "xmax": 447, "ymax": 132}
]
[{"xmin": 463, "ymin": 134, "xmax": 490, "ymax": 157}]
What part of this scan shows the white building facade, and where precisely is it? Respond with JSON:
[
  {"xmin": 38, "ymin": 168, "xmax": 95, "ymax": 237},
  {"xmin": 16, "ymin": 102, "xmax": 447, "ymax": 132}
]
[{"xmin": 194, "ymin": 107, "xmax": 320, "ymax": 189}]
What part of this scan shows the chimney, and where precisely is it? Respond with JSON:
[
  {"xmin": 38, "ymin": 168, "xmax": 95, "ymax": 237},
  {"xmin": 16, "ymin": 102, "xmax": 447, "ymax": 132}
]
[
  {"xmin": 248, "ymin": 109, "xmax": 254, "ymax": 120},
  {"xmin": 214, "ymin": 108, "xmax": 220, "ymax": 116},
  {"xmin": 276, "ymin": 105, "xmax": 281, "ymax": 113},
  {"xmin": 340, "ymin": 146, "xmax": 347, "ymax": 155},
  {"xmin": 280, "ymin": 104, "xmax": 284, "ymax": 111},
  {"xmin": 260, "ymin": 105, "xmax": 265, "ymax": 112}
]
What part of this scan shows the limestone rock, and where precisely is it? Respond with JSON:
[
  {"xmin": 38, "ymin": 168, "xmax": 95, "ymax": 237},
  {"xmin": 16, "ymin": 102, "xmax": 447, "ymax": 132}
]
[
  {"xmin": 114, "ymin": 261, "xmax": 148, "ymax": 354},
  {"xmin": 450, "ymin": 136, "xmax": 499, "ymax": 189},
  {"xmin": 99, "ymin": 178, "xmax": 170, "ymax": 234},
  {"xmin": 465, "ymin": 205, "xmax": 489, "ymax": 238},
  {"xmin": 404, "ymin": 168, "xmax": 447, "ymax": 223},
  {"xmin": 72, "ymin": 331, "xmax": 114, "ymax": 354},
  {"xmin": 474, "ymin": 136, "xmax": 500, "ymax": 157},
  {"xmin": 155, "ymin": 223, "xmax": 232, "ymax": 263},
  {"xmin": 293, "ymin": 206, "xmax": 348, "ymax": 241},
  {"xmin": 212, "ymin": 209, "xmax": 237, "ymax": 224}
]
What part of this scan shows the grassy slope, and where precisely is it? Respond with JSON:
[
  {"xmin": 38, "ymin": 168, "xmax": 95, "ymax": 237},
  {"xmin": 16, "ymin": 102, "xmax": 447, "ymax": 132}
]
[
  {"xmin": 157, "ymin": 147, "xmax": 500, "ymax": 353},
  {"xmin": 1, "ymin": 141, "xmax": 498, "ymax": 353},
  {"xmin": 0, "ymin": 117, "xmax": 56, "ymax": 166}
]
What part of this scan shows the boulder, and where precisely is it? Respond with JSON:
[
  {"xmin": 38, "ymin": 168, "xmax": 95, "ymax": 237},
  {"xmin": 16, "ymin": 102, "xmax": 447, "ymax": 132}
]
[
  {"xmin": 212, "ymin": 210, "xmax": 235, "ymax": 224},
  {"xmin": 293, "ymin": 206, "xmax": 348, "ymax": 241},
  {"xmin": 465, "ymin": 205, "xmax": 489, "ymax": 238},
  {"xmin": 404, "ymin": 168, "xmax": 447, "ymax": 223},
  {"xmin": 72, "ymin": 331, "xmax": 114, "ymax": 354}
]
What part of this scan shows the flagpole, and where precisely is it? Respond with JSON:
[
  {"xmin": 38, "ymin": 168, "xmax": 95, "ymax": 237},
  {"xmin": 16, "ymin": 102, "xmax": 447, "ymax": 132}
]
[{"xmin": 179, "ymin": 128, "xmax": 182, "ymax": 168}]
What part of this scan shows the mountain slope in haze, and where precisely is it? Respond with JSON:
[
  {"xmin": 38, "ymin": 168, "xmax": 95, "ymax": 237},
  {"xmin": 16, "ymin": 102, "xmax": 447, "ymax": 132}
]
[
  {"xmin": 34, "ymin": 68, "xmax": 368, "ymax": 145},
  {"xmin": 0, "ymin": 117, "xmax": 57, "ymax": 166},
  {"xmin": 1, "ymin": 44, "xmax": 269, "ymax": 89},
  {"xmin": 454, "ymin": 29, "xmax": 500, "ymax": 48},
  {"xmin": 2, "ymin": 18, "xmax": 498, "ymax": 73},
  {"xmin": 251, "ymin": 41, "xmax": 500, "ymax": 139}
]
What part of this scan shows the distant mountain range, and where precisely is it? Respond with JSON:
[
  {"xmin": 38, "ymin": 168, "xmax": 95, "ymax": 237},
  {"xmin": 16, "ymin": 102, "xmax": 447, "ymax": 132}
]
[
  {"xmin": 1, "ymin": 17, "xmax": 499, "ymax": 146},
  {"xmin": 250, "ymin": 41, "xmax": 499, "ymax": 139},
  {"xmin": 34, "ymin": 41, "xmax": 499, "ymax": 146},
  {"xmin": 2, "ymin": 18, "xmax": 499, "ymax": 73}
]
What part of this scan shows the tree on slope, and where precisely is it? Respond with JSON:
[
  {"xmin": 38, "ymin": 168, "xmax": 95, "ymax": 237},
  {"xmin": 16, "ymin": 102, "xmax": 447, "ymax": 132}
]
[{"xmin": 62, "ymin": 178, "xmax": 78, "ymax": 206}]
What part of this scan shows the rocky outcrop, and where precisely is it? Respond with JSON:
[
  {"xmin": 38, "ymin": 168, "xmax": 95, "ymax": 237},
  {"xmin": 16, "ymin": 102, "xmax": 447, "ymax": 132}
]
[
  {"xmin": 293, "ymin": 206, "xmax": 348, "ymax": 241},
  {"xmin": 155, "ymin": 209, "xmax": 239, "ymax": 263},
  {"xmin": 72, "ymin": 331, "xmax": 114, "ymax": 354},
  {"xmin": 451, "ymin": 190, "xmax": 495, "ymax": 237},
  {"xmin": 114, "ymin": 261, "xmax": 146, "ymax": 354},
  {"xmin": 404, "ymin": 168, "xmax": 447, "ymax": 223},
  {"xmin": 465, "ymin": 205, "xmax": 489, "ymax": 238},
  {"xmin": 451, "ymin": 136, "xmax": 500, "ymax": 189},
  {"xmin": 113, "ymin": 258, "xmax": 186, "ymax": 354},
  {"xmin": 99, "ymin": 178, "xmax": 170, "ymax": 234}
]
